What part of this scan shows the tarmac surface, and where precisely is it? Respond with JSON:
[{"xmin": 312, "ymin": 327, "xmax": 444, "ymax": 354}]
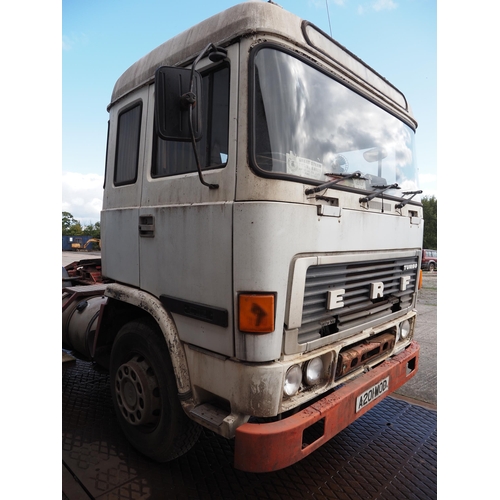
[{"xmin": 62, "ymin": 252, "xmax": 437, "ymax": 499}]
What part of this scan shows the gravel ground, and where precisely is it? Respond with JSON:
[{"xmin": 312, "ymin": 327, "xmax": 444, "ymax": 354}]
[{"xmin": 418, "ymin": 272, "xmax": 438, "ymax": 306}]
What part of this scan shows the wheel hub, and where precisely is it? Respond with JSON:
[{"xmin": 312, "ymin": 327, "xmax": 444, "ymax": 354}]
[{"xmin": 115, "ymin": 355, "xmax": 161, "ymax": 426}]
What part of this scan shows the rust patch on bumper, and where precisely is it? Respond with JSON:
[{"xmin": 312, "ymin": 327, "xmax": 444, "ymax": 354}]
[
  {"xmin": 234, "ymin": 341, "xmax": 419, "ymax": 473},
  {"xmin": 336, "ymin": 332, "xmax": 396, "ymax": 378}
]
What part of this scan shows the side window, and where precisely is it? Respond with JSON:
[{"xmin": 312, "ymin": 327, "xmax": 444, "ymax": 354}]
[
  {"xmin": 152, "ymin": 64, "xmax": 230, "ymax": 178},
  {"xmin": 114, "ymin": 102, "xmax": 142, "ymax": 186}
]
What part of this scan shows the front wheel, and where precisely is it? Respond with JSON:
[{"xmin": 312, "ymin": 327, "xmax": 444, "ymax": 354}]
[
  {"xmin": 428, "ymin": 262, "xmax": 435, "ymax": 272},
  {"xmin": 110, "ymin": 318, "xmax": 200, "ymax": 462}
]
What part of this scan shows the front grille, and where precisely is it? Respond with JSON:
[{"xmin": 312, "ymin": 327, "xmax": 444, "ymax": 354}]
[{"xmin": 298, "ymin": 256, "xmax": 418, "ymax": 344}]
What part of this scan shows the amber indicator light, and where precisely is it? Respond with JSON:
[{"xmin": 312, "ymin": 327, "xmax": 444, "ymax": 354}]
[{"xmin": 238, "ymin": 294, "xmax": 275, "ymax": 333}]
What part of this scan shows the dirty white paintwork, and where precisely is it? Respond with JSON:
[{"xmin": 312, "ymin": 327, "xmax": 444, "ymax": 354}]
[{"xmin": 100, "ymin": 1, "xmax": 423, "ymax": 421}]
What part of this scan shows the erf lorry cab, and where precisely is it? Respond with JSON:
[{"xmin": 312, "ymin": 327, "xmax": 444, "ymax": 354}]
[{"xmin": 62, "ymin": 2, "xmax": 423, "ymax": 473}]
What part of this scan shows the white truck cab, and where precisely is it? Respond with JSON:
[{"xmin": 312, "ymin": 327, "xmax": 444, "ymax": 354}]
[{"xmin": 64, "ymin": 2, "xmax": 422, "ymax": 472}]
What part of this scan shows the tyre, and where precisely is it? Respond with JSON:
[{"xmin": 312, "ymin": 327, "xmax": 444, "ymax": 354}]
[
  {"xmin": 110, "ymin": 318, "xmax": 201, "ymax": 462},
  {"xmin": 428, "ymin": 262, "xmax": 435, "ymax": 272}
]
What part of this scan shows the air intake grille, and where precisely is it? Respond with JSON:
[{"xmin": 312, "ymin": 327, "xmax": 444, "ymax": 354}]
[{"xmin": 298, "ymin": 256, "xmax": 418, "ymax": 344}]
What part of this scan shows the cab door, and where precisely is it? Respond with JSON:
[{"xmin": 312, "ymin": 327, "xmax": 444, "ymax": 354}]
[
  {"xmin": 139, "ymin": 51, "xmax": 238, "ymax": 356},
  {"xmin": 101, "ymin": 87, "xmax": 149, "ymax": 286}
]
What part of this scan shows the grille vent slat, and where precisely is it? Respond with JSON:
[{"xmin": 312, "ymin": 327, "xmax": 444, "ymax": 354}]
[{"xmin": 297, "ymin": 256, "xmax": 418, "ymax": 344}]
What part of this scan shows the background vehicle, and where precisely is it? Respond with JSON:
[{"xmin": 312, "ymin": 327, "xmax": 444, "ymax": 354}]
[
  {"xmin": 62, "ymin": 2, "xmax": 423, "ymax": 473},
  {"xmin": 62, "ymin": 236, "xmax": 101, "ymax": 251},
  {"xmin": 421, "ymin": 249, "xmax": 437, "ymax": 271}
]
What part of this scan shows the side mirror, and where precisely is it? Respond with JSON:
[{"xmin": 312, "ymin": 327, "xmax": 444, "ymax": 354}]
[{"xmin": 154, "ymin": 66, "xmax": 203, "ymax": 142}]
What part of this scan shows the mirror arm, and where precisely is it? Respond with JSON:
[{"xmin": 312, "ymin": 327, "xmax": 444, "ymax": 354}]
[
  {"xmin": 189, "ymin": 106, "xmax": 218, "ymax": 189},
  {"xmin": 187, "ymin": 43, "xmax": 220, "ymax": 190},
  {"xmin": 190, "ymin": 44, "xmax": 213, "ymax": 92}
]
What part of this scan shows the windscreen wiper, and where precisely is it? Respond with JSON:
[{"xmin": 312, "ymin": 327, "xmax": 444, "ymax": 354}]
[
  {"xmin": 395, "ymin": 190, "xmax": 423, "ymax": 209},
  {"xmin": 359, "ymin": 183, "xmax": 400, "ymax": 204},
  {"xmin": 305, "ymin": 171, "xmax": 363, "ymax": 195}
]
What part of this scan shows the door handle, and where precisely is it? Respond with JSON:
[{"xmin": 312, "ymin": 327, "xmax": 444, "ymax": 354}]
[{"xmin": 139, "ymin": 215, "xmax": 155, "ymax": 237}]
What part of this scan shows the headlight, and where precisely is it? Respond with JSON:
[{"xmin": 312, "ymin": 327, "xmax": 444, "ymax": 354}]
[
  {"xmin": 399, "ymin": 320, "xmax": 411, "ymax": 340},
  {"xmin": 304, "ymin": 357, "xmax": 324, "ymax": 386},
  {"xmin": 283, "ymin": 364, "xmax": 302, "ymax": 397}
]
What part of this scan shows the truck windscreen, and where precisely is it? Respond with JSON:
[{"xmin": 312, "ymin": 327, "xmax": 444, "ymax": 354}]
[{"xmin": 251, "ymin": 46, "xmax": 418, "ymax": 194}]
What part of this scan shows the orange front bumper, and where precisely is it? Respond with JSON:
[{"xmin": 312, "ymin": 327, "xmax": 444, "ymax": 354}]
[{"xmin": 234, "ymin": 341, "xmax": 420, "ymax": 472}]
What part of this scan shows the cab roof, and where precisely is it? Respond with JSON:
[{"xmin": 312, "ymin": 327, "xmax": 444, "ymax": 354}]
[
  {"xmin": 110, "ymin": 2, "xmax": 296, "ymax": 107},
  {"xmin": 109, "ymin": 1, "xmax": 414, "ymax": 126}
]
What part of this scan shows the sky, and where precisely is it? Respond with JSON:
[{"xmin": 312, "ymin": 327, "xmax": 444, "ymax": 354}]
[{"xmin": 62, "ymin": 0, "xmax": 437, "ymax": 225}]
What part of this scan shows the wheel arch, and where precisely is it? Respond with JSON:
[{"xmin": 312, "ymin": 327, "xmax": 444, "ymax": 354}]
[{"xmin": 96, "ymin": 283, "xmax": 192, "ymax": 398}]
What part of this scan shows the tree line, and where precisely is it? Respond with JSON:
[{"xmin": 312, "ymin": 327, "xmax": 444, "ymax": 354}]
[
  {"xmin": 62, "ymin": 211, "xmax": 101, "ymax": 238},
  {"xmin": 421, "ymin": 196, "xmax": 437, "ymax": 249}
]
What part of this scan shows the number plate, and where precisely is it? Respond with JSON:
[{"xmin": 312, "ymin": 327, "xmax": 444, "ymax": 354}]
[{"xmin": 355, "ymin": 377, "xmax": 389, "ymax": 412}]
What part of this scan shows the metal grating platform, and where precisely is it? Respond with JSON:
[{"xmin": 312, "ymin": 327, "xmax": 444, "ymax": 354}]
[{"xmin": 63, "ymin": 354, "xmax": 436, "ymax": 500}]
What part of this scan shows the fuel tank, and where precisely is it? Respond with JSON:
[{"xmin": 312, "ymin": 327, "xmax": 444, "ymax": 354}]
[{"xmin": 62, "ymin": 285, "xmax": 107, "ymax": 358}]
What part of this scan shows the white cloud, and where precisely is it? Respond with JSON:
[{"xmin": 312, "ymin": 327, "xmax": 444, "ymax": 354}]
[
  {"xmin": 62, "ymin": 172, "xmax": 103, "ymax": 224},
  {"xmin": 418, "ymin": 173, "xmax": 437, "ymax": 198},
  {"xmin": 308, "ymin": 0, "xmax": 347, "ymax": 11},
  {"xmin": 372, "ymin": 0, "xmax": 397, "ymax": 11},
  {"xmin": 62, "ymin": 35, "xmax": 73, "ymax": 51},
  {"xmin": 62, "ymin": 33, "xmax": 89, "ymax": 51},
  {"xmin": 419, "ymin": 173, "xmax": 437, "ymax": 184},
  {"xmin": 357, "ymin": 0, "xmax": 398, "ymax": 14}
]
